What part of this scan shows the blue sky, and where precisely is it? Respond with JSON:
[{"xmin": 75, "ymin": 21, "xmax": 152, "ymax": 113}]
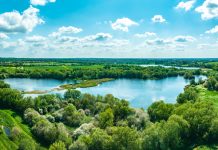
[{"xmin": 0, "ymin": 0, "xmax": 217, "ymax": 58}]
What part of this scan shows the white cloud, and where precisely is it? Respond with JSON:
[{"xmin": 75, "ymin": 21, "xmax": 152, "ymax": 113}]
[
  {"xmin": 0, "ymin": 33, "xmax": 9, "ymax": 39},
  {"xmin": 0, "ymin": 6, "xmax": 44, "ymax": 33},
  {"xmin": 205, "ymin": 25, "xmax": 218, "ymax": 34},
  {"xmin": 151, "ymin": 15, "xmax": 166, "ymax": 23},
  {"xmin": 173, "ymin": 36, "xmax": 196, "ymax": 42},
  {"xmin": 146, "ymin": 39, "xmax": 171, "ymax": 45},
  {"xmin": 83, "ymin": 33, "xmax": 112, "ymax": 41},
  {"xmin": 55, "ymin": 36, "xmax": 79, "ymax": 43},
  {"xmin": 30, "ymin": 0, "xmax": 56, "ymax": 6},
  {"xmin": 134, "ymin": 32, "xmax": 156, "ymax": 38},
  {"xmin": 111, "ymin": 18, "xmax": 139, "ymax": 32},
  {"xmin": 25, "ymin": 35, "xmax": 47, "ymax": 42},
  {"xmin": 58, "ymin": 26, "xmax": 83, "ymax": 34},
  {"xmin": 195, "ymin": 0, "xmax": 218, "ymax": 20},
  {"xmin": 146, "ymin": 35, "xmax": 195, "ymax": 46},
  {"xmin": 49, "ymin": 26, "xmax": 83, "ymax": 37},
  {"xmin": 176, "ymin": 0, "xmax": 196, "ymax": 11}
]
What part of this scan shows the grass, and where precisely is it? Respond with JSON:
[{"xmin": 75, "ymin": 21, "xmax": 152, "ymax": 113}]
[
  {"xmin": 196, "ymin": 85, "xmax": 218, "ymax": 109},
  {"xmin": 60, "ymin": 78, "xmax": 114, "ymax": 89},
  {"xmin": 0, "ymin": 109, "xmax": 39, "ymax": 150},
  {"xmin": 23, "ymin": 90, "xmax": 48, "ymax": 94}
]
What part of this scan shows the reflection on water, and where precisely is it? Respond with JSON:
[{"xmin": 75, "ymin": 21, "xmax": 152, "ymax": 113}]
[
  {"xmin": 77, "ymin": 76, "xmax": 206, "ymax": 108},
  {"xmin": 4, "ymin": 76, "xmax": 206, "ymax": 109},
  {"xmin": 140, "ymin": 64, "xmax": 200, "ymax": 70}
]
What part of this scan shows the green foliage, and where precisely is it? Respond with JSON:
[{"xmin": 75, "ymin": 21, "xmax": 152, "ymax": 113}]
[
  {"xmin": 147, "ymin": 101, "xmax": 174, "ymax": 122},
  {"xmin": 69, "ymin": 140, "xmax": 88, "ymax": 150},
  {"xmin": 142, "ymin": 115, "xmax": 189, "ymax": 150},
  {"xmin": 87, "ymin": 128, "xmax": 113, "ymax": 150},
  {"xmin": 0, "ymin": 59, "xmax": 217, "ymax": 149},
  {"xmin": 174, "ymin": 101, "xmax": 218, "ymax": 142},
  {"xmin": 110, "ymin": 127, "xmax": 141, "ymax": 150},
  {"xmin": 64, "ymin": 90, "xmax": 82, "ymax": 99},
  {"xmin": 99, "ymin": 108, "xmax": 114, "ymax": 129},
  {"xmin": 112, "ymin": 100, "xmax": 133, "ymax": 122},
  {"xmin": 0, "ymin": 81, "xmax": 10, "ymax": 88},
  {"xmin": 49, "ymin": 141, "xmax": 66, "ymax": 150},
  {"xmin": 205, "ymin": 77, "xmax": 218, "ymax": 91},
  {"xmin": 177, "ymin": 86, "xmax": 198, "ymax": 103},
  {"xmin": 184, "ymin": 72, "xmax": 194, "ymax": 79},
  {"xmin": 62, "ymin": 104, "xmax": 86, "ymax": 127},
  {"xmin": 0, "ymin": 110, "xmax": 38, "ymax": 150}
]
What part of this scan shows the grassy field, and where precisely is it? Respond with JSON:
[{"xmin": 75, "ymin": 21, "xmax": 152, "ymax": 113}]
[
  {"xmin": 0, "ymin": 109, "xmax": 39, "ymax": 150},
  {"xmin": 196, "ymin": 85, "xmax": 218, "ymax": 109}
]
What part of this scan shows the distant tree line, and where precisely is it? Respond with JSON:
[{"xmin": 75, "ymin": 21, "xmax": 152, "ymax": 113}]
[{"xmin": 0, "ymin": 65, "xmax": 201, "ymax": 80}]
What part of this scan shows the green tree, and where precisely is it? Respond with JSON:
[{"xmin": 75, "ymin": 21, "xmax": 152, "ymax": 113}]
[
  {"xmin": 0, "ymin": 81, "xmax": 10, "ymax": 88},
  {"xmin": 62, "ymin": 104, "xmax": 85, "ymax": 127},
  {"xmin": 49, "ymin": 141, "xmax": 66, "ymax": 150},
  {"xmin": 99, "ymin": 108, "xmax": 114, "ymax": 129},
  {"xmin": 177, "ymin": 87, "xmax": 198, "ymax": 103},
  {"xmin": 174, "ymin": 101, "xmax": 217, "ymax": 142},
  {"xmin": 142, "ymin": 115, "xmax": 189, "ymax": 150},
  {"xmin": 64, "ymin": 90, "xmax": 81, "ymax": 100},
  {"xmin": 147, "ymin": 101, "xmax": 174, "ymax": 122},
  {"xmin": 86, "ymin": 128, "xmax": 113, "ymax": 150},
  {"xmin": 111, "ymin": 127, "xmax": 140, "ymax": 150}
]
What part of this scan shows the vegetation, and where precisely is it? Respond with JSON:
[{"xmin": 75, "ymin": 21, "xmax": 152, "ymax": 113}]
[
  {"xmin": 60, "ymin": 78, "xmax": 113, "ymax": 89},
  {"xmin": 0, "ymin": 58, "xmax": 218, "ymax": 149},
  {"xmin": 0, "ymin": 59, "xmax": 203, "ymax": 81}
]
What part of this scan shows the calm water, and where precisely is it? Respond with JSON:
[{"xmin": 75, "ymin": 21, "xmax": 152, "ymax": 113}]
[
  {"xmin": 140, "ymin": 64, "xmax": 200, "ymax": 70},
  {"xmin": 4, "ymin": 78, "xmax": 75, "ymax": 91},
  {"xmin": 77, "ymin": 76, "xmax": 206, "ymax": 108},
  {"xmin": 3, "ymin": 78, "xmax": 75, "ymax": 97},
  {"xmin": 4, "ymin": 76, "xmax": 206, "ymax": 108}
]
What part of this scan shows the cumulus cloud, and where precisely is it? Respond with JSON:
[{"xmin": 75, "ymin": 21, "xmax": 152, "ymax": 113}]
[
  {"xmin": 173, "ymin": 36, "xmax": 196, "ymax": 42},
  {"xmin": 25, "ymin": 35, "xmax": 47, "ymax": 42},
  {"xmin": 0, "ymin": 6, "xmax": 44, "ymax": 33},
  {"xmin": 146, "ymin": 39, "xmax": 171, "ymax": 45},
  {"xmin": 176, "ymin": 0, "xmax": 196, "ymax": 11},
  {"xmin": 111, "ymin": 18, "xmax": 139, "ymax": 32},
  {"xmin": 55, "ymin": 36, "xmax": 79, "ymax": 43},
  {"xmin": 146, "ymin": 35, "xmax": 195, "ymax": 46},
  {"xmin": 134, "ymin": 32, "xmax": 156, "ymax": 38},
  {"xmin": 49, "ymin": 26, "xmax": 83, "ymax": 37},
  {"xmin": 30, "ymin": 0, "xmax": 56, "ymax": 6},
  {"xmin": 58, "ymin": 26, "xmax": 83, "ymax": 34},
  {"xmin": 195, "ymin": 0, "xmax": 218, "ymax": 20},
  {"xmin": 0, "ymin": 33, "xmax": 9, "ymax": 39},
  {"xmin": 151, "ymin": 15, "xmax": 166, "ymax": 23},
  {"xmin": 205, "ymin": 25, "xmax": 218, "ymax": 34},
  {"xmin": 83, "ymin": 33, "xmax": 112, "ymax": 41}
]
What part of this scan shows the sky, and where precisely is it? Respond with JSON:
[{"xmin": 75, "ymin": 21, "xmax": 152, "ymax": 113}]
[{"xmin": 0, "ymin": 0, "xmax": 217, "ymax": 58}]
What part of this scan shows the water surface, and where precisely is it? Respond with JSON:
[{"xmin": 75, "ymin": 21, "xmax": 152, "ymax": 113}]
[
  {"xmin": 77, "ymin": 76, "xmax": 206, "ymax": 108},
  {"xmin": 4, "ymin": 76, "xmax": 206, "ymax": 108},
  {"xmin": 139, "ymin": 64, "xmax": 200, "ymax": 70}
]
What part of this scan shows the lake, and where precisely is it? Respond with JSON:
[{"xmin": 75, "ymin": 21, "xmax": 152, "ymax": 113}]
[
  {"xmin": 4, "ymin": 75, "xmax": 206, "ymax": 109},
  {"xmin": 3, "ymin": 78, "xmax": 76, "ymax": 97},
  {"xmin": 139, "ymin": 64, "xmax": 200, "ymax": 70},
  {"xmin": 77, "ymin": 76, "xmax": 206, "ymax": 108}
]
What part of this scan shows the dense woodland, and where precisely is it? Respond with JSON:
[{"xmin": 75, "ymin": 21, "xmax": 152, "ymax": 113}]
[
  {"xmin": 0, "ymin": 59, "xmax": 218, "ymax": 150},
  {"xmin": 0, "ymin": 63, "xmax": 202, "ymax": 80}
]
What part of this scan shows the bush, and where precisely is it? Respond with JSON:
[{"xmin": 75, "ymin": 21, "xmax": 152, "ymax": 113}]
[{"xmin": 147, "ymin": 101, "xmax": 174, "ymax": 122}]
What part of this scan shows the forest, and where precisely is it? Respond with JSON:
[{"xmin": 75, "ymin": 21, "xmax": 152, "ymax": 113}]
[{"xmin": 0, "ymin": 59, "xmax": 217, "ymax": 150}]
